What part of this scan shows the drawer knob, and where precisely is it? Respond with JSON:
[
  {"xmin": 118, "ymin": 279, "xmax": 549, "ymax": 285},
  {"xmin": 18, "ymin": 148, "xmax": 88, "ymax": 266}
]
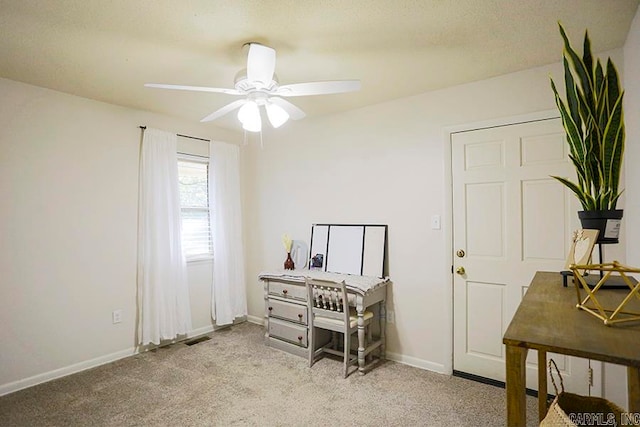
[
  {"xmin": 297, "ymin": 335, "xmax": 303, "ymax": 341},
  {"xmin": 282, "ymin": 289, "xmax": 288, "ymax": 295},
  {"xmin": 268, "ymin": 306, "xmax": 273, "ymax": 311},
  {"xmin": 298, "ymin": 313, "xmax": 303, "ymax": 319}
]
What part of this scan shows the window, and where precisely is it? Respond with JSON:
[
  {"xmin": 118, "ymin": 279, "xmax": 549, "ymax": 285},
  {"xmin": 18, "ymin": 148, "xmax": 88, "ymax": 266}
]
[{"xmin": 177, "ymin": 156, "xmax": 212, "ymax": 260}]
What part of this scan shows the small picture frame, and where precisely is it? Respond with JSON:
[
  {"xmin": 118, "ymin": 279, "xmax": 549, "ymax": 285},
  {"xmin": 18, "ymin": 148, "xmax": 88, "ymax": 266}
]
[
  {"xmin": 565, "ymin": 229, "xmax": 599, "ymax": 270},
  {"xmin": 311, "ymin": 253, "xmax": 324, "ymax": 269}
]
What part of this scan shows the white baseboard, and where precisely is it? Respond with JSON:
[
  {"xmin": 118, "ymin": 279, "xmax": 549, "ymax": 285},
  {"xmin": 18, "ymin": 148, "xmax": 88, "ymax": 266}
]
[
  {"xmin": 0, "ymin": 347, "xmax": 137, "ymax": 397},
  {"xmin": 0, "ymin": 324, "xmax": 216, "ymax": 397},
  {"xmin": 246, "ymin": 318, "xmax": 446, "ymax": 375},
  {"xmin": 188, "ymin": 325, "xmax": 214, "ymax": 337},
  {"xmin": 246, "ymin": 314, "xmax": 264, "ymax": 325},
  {"xmin": 1, "ymin": 322, "xmax": 447, "ymax": 397},
  {"xmin": 385, "ymin": 351, "xmax": 448, "ymax": 375}
]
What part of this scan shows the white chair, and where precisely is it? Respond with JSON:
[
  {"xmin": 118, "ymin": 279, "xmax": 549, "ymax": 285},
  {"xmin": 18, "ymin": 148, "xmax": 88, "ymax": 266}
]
[{"xmin": 306, "ymin": 278, "xmax": 374, "ymax": 378}]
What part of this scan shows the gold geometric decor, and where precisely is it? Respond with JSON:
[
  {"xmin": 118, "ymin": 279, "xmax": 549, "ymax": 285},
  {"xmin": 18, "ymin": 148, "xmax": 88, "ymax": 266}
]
[{"xmin": 570, "ymin": 261, "xmax": 640, "ymax": 326}]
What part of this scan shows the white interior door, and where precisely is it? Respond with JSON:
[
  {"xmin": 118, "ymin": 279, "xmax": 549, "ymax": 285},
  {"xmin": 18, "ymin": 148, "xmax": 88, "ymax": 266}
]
[{"xmin": 452, "ymin": 118, "xmax": 592, "ymax": 395}]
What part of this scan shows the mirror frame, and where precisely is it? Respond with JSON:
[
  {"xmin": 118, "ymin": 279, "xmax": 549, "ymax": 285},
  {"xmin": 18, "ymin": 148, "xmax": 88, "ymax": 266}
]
[{"xmin": 308, "ymin": 224, "xmax": 388, "ymax": 278}]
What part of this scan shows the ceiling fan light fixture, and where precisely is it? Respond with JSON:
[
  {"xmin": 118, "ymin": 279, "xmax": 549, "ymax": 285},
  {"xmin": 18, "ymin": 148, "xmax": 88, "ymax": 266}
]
[
  {"xmin": 242, "ymin": 120, "xmax": 261, "ymax": 133},
  {"xmin": 237, "ymin": 101, "xmax": 261, "ymax": 132},
  {"xmin": 265, "ymin": 102, "xmax": 289, "ymax": 128},
  {"xmin": 145, "ymin": 42, "xmax": 360, "ymax": 133}
]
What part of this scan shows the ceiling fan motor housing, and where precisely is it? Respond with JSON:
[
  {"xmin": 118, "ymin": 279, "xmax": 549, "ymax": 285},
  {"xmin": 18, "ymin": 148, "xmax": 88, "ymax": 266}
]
[{"xmin": 234, "ymin": 69, "xmax": 279, "ymax": 92}]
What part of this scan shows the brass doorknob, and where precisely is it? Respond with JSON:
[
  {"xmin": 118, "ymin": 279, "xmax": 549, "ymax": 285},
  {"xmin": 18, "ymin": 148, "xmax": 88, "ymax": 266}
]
[
  {"xmin": 456, "ymin": 249, "xmax": 465, "ymax": 258},
  {"xmin": 456, "ymin": 266, "xmax": 466, "ymax": 275}
]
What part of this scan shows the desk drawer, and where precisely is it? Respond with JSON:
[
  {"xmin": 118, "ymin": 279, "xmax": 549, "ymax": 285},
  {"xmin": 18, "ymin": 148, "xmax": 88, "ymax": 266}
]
[
  {"xmin": 268, "ymin": 318, "xmax": 307, "ymax": 348},
  {"xmin": 268, "ymin": 298, "xmax": 307, "ymax": 324},
  {"xmin": 268, "ymin": 280, "xmax": 306, "ymax": 301}
]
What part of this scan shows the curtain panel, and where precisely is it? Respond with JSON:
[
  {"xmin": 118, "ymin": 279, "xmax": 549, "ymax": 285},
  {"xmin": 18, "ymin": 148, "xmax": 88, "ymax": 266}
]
[
  {"xmin": 209, "ymin": 141, "xmax": 247, "ymax": 325},
  {"xmin": 137, "ymin": 128, "xmax": 192, "ymax": 345}
]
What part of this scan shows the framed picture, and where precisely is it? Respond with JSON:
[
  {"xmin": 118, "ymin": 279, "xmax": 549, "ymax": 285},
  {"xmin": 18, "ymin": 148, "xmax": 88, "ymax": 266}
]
[{"xmin": 565, "ymin": 229, "xmax": 599, "ymax": 270}]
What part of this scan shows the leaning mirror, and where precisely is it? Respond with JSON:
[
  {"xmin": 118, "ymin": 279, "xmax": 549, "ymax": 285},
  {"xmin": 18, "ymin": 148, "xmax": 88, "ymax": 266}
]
[{"xmin": 309, "ymin": 224, "xmax": 387, "ymax": 278}]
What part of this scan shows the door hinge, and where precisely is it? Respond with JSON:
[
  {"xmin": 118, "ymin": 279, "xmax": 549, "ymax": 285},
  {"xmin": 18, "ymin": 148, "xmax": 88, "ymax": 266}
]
[{"xmin": 588, "ymin": 367, "xmax": 593, "ymax": 387}]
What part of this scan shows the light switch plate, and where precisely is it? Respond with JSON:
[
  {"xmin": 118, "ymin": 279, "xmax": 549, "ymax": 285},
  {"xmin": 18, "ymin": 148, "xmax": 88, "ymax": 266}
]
[{"xmin": 431, "ymin": 215, "xmax": 441, "ymax": 230}]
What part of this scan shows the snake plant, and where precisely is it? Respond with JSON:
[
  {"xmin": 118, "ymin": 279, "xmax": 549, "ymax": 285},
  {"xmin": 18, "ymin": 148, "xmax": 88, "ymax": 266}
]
[{"xmin": 550, "ymin": 23, "xmax": 625, "ymax": 211}]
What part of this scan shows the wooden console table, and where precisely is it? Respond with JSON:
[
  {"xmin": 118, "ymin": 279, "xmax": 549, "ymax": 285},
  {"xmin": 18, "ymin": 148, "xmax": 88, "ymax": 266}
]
[{"xmin": 503, "ymin": 271, "xmax": 640, "ymax": 426}]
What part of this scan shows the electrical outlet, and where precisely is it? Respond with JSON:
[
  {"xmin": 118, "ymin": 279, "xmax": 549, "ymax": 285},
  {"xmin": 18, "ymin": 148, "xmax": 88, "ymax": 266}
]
[
  {"xmin": 112, "ymin": 309, "xmax": 123, "ymax": 324},
  {"xmin": 386, "ymin": 310, "xmax": 395, "ymax": 324}
]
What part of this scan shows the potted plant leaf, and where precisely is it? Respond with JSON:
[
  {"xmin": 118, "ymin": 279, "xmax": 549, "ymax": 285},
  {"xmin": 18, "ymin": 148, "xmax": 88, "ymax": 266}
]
[{"xmin": 550, "ymin": 23, "xmax": 625, "ymax": 244}]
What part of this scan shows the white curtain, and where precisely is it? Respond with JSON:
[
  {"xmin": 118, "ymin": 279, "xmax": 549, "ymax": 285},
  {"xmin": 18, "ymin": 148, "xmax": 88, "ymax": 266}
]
[
  {"xmin": 137, "ymin": 128, "xmax": 192, "ymax": 345},
  {"xmin": 209, "ymin": 141, "xmax": 247, "ymax": 325}
]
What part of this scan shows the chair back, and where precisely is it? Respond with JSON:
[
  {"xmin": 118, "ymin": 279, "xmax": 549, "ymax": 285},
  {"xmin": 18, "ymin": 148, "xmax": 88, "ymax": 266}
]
[{"xmin": 306, "ymin": 279, "xmax": 350, "ymax": 328}]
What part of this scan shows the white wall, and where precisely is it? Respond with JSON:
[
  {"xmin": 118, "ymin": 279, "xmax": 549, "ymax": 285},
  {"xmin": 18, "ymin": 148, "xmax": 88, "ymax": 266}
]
[
  {"xmin": 624, "ymin": 0, "xmax": 640, "ymax": 273},
  {"xmin": 603, "ymin": 5, "xmax": 640, "ymax": 410},
  {"xmin": 242, "ymin": 59, "xmax": 566, "ymax": 371},
  {"xmin": 0, "ymin": 77, "xmax": 239, "ymax": 394},
  {"xmin": 242, "ymin": 45, "xmax": 632, "ymax": 386}
]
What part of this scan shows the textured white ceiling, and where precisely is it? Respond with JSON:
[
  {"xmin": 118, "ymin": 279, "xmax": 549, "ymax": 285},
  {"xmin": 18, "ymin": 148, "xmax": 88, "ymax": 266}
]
[{"xmin": 1, "ymin": 0, "xmax": 638, "ymax": 132}]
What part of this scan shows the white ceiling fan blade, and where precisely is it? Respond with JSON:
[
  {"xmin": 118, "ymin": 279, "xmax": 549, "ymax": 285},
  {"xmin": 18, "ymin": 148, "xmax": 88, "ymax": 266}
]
[
  {"xmin": 246, "ymin": 43, "xmax": 276, "ymax": 87},
  {"xmin": 269, "ymin": 97, "xmax": 306, "ymax": 120},
  {"xmin": 275, "ymin": 80, "xmax": 361, "ymax": 97},
  {"xmin": 145, "ymin": 83, "xmax": 243, "ymax": 95},
  {"xmin": 200, "ymin": 99, "xmax": 247, "ymax": 122}
]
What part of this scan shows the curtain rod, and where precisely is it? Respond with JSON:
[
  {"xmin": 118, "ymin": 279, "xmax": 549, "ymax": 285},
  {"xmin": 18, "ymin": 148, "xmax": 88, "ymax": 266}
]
[{"xmin": 138, "ymin": 126, "xmax": 210, "ymax": 142}]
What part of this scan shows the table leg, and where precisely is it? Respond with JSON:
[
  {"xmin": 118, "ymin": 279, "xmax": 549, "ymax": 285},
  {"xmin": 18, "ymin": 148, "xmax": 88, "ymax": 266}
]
[
  {"xmin": 357, "ymin": 302, "xmax": 365, "ymax": 375},
  {"xmin": 506, "ymin": 345, "xmax": 528, "ymax": 427},
  {"xmin": 628, "ymin": 366, "xmax": 640, "ymax": 412},
  {"xmin": 537, "ymin": 350, "xmax": 548, "ymax": 422},
  {"xmin": 380, "ymin": 299, "xmax": 387, "ymax": 360}
]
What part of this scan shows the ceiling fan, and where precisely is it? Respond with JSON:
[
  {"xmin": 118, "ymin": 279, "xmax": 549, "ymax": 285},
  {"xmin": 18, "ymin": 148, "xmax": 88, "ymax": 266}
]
[{"xmin": 145, "ymin": 43, "xmax": 361, "ymax": 132}]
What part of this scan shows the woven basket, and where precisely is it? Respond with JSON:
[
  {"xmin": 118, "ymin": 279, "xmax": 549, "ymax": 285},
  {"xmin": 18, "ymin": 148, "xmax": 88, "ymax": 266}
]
[{"xmin": 540, "ymin": 359, "xmax": 634, "ymax": 426}]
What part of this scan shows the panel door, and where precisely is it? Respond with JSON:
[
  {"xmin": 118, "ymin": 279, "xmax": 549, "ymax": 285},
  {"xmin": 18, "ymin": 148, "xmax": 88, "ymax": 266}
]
[{"xmin": 452, "ymin": 118, "xmax": 591, "ymax": 395}]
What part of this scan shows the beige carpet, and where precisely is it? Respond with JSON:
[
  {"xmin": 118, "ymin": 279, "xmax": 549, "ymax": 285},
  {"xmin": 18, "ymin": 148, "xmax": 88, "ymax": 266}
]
[{"xmin": 0, "ymin": 322, "xmax": 538, "ymax": 426}]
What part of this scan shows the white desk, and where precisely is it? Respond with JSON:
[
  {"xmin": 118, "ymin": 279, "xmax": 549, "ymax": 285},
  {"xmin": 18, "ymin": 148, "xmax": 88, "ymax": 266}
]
[{"xmin": 259, "ymin": 270, "xmax": 389, "ymax": 374}]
